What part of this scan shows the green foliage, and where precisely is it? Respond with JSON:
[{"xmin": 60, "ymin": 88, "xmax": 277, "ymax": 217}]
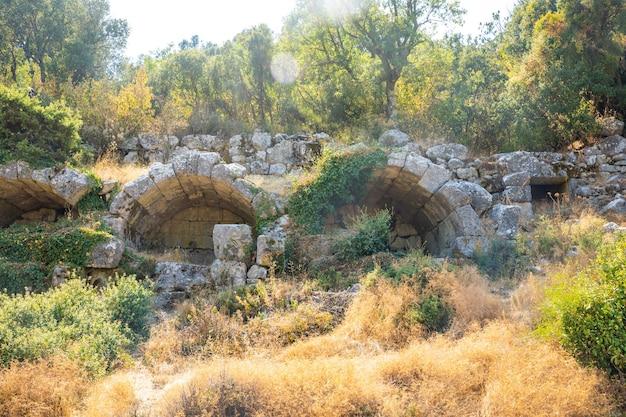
[
  {"xmin": 537, "ymin": 235, "xmax": 626, "ymax": 374},
  {"xmin": 0, "ymin": 275, "xmax": 152, "ymax": 376},
  {"xmin": 406, "ymin": 294, "xmax": 453, "ymax": 333},
  {"xmin": 0, "ymin": 259, "xmax": 48, "ymax": 295},
  {"xmin": 76, "ymin": 171, "xmax": 108, "ymax": 213},
  {"xmin": 0, "ymin": 220, "xmax": 110, "ymax": 293},
  {"xmin": 382, "ymin": 250, "xmax": 439, "ymax": 287},
  {"xmin": 0, "ymin": 85, "xmax": 81, "ymax": 167},
  {"xmin": 314, "ymin": 268, "xmax": 357, "ymax": 291},
  {"xmin": 103, "ymin": 275, "xmax": 153, "ymax": 340},
  {"xmin": 0, "ymin": 221, "xmax": 109, "ymax": 269},
  {"xmin": 472, "ymin": 238, "xmax": 529, "ymax": 279},
  {"xmin": 334, "ymin": 210, "xmax": 391, "ymax": 261},
  {"xmin": 288, "ymin": 149, "xmax": 386, "ymax": 233}
]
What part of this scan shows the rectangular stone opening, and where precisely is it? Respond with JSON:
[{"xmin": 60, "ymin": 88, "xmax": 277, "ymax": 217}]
[{"xmin": 530, "ymin": 179, "xmax": 568, "ymax": 200}]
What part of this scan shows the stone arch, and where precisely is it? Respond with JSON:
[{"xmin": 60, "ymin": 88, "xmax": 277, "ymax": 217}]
[
  {"xmin": 362, "ymin": 151, "xmax": 491, "ymax": 256},
  {"xmin": 109, "ymin": 151, "xmax": 273, "ymax": 263},
  {"xmin": 0, "ymin": 161, "xmax": 90, "ymax": 227}
]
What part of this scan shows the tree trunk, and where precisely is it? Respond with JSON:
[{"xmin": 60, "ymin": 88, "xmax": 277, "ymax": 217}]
[{"xmin": 385, "ymin": 76, "xmax": 399, "ymax": 123}]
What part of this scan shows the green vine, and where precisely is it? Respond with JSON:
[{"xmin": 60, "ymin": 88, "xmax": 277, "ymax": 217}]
[{"xmin": 288, "ymin": 148, "xmax": 386, "ymax": 234}]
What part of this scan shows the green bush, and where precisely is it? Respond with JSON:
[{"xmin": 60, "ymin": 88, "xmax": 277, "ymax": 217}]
[
  {"xmin": 408, "ymin": 294, "xmax": 452, "ymax": 333},
  {"xmin": 0, "ymin": 221, "xmax": 111, "ymax": 294},
  {"xmin": 0, "ymin": 259, "xmax": 48, "ymax": 294},
  {"xmin": 0, "ymin": 275, "xmax": 152, "ymax": 376},
  {"xmin": 334, "ymin": 210, "xmax": 391, "ymax": 261},
  {"xmin": 76, "ymin": 171, "xmax": 108, "ymax": 213},
  {"xmin": 288, "ymin": 148, "xmax": 386, "ymax": 233},
  {"xmin": 0, "ymin": 85, "xmax": 81, "ymax": 167},
  {"xmin": 472, "ymin": 238, "xmax": 528, "ymax": 279},
  {"xmin": 382, "ymin": 250, "xmax": 439, "ymax": 288},
  {"xmin": 537, "ymin": 235, "xmax": 626, "ymax": 374}
]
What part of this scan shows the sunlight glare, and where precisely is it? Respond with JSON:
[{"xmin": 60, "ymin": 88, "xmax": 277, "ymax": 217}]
[{"xmin": 271, "ymin": 53, "xmax": 299, "ymax": 84}]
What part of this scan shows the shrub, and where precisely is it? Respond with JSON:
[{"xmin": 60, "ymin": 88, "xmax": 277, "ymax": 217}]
[
  {"xmin": 0, "ymin": 85, "xmax": 81, "ymax": 167},
  {"xmin": 76, "ymin": 171, "xmax": 108, "ymax": 213},
  {"xmin": 407, "ymin": 294, "xmax": 453, "ymax": 333},
  {"xmin": 0, "ymin": 220, "xmax": 111, "ymax": 293},
  {"xmin": 288, "ymin": 148, "xmax": 386, "ymax": 233},
  {"xmin": 381, "ymin": 249, "xmax": 439, "ymax": 287},
  {"xmin": 0, "ymin": 258, "xmax": 48, "ymax": 295},
  {"xmin": 0, "ymin": 275, "xmax": 151, "ymax": 376},
  {"xmin": 334, "ymin": 209, "xmax": 391, "ymax": 261},
  {"xmin": 537, "ymin": 235, "xmax": 626, "ymax": 374},
  {"xmin": 472, "ymin": 238, "xmax": 528, "ymax": 279},
  {"xmin": 103, "ymin": 275, "xmax": 153, "ymax": 340}
]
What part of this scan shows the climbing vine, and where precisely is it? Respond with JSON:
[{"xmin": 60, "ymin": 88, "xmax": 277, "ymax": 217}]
[{"xmin": 288, "ymin": 148, "xmax": 386, "ymax": 233}]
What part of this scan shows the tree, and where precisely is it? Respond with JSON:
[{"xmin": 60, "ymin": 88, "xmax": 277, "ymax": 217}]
[
  {"xmin": 0, "ymin": 0, "xmax": 128, "ymax": 84},
  {"xmin": 343, "ymin": 0, "xmax": 463, "ymax": 119}
]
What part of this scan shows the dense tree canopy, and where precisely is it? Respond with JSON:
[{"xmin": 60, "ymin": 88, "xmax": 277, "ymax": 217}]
[{"xmin": 0, "ymin": 0, "xmax": 624, "ymax": 161}]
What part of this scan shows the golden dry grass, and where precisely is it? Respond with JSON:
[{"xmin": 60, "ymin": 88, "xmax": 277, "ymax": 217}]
[
  {"xmin": 156, "ymin": 321, "xmax": 614, "ymax": 417},
  {"xmin": 0, "ymin": 357, "xmax": 87, "ymax": 417},
  {"xmin": 91, "ymin": 152, "xmax": 147, "ymax": 185},
  {"xmin": 81, "ymin": 373, "xmax": 139, "ymax": 417}
]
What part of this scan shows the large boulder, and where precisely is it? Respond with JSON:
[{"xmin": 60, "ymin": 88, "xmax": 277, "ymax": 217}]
[
  {"xmin": 379, "ymin": 129, "xmax": 411, "ymax": 147},
  {"xmin": 267, "ymin": 140, "xmax": 294, "ymax": 165},
  {"xmin": 601, "ymin": 197, "xmax": 626, "ymax": 217},
  {"xmin": 426, "ymin": 143, "xmax": 469, "ymax": 162},
  {"xmin": 496, "ymin": 151, "xmax": 556, "ymax": 178},
  {"xmin": 446, "ymin": 180, "xmax": 493, "ymax": 215},
  {"xmin": 213, "ymin": 224, "xmax": 254, "ymax": 263},
  {"xmin": 251, "ymin": 131, "xmax": 272, "ymax": 151},
  {"xmin": 154, "ymin": 262, "xmax": 211, "ymax": 308},
  {"xmin": 50, "ymin": 168, "xmax": 91, "ymax": 206},
  {"xmin": 210, "ymin": 259, "xmax": 248, "ymax": 288},
  {"xmin": 86, "ymin": 237, "xmax": 125, "ymax": 269},
  {"xmin": 489, "ymin": 204, "xmax": 522, "ymax": 239},
  {"xmin": 596, "ymin": 135, "xmax": 626, "ymax": 158},
  {"xmin": 181, "ymin": 135, "xmax": 220, "ymax": 151}
]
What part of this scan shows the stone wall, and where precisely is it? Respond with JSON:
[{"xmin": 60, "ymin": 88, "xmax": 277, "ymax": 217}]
[{"xmin": 120, "ymin": 131, "xmax": 325, "ymax": 176}]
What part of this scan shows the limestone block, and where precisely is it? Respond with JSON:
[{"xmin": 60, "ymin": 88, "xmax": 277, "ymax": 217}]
[
  {"xmin": 213, "ymin": 224, "xmax": 254, "ymax": 262},
  {"xmin": 50, "ymin": 168, "xmax": 90, "ymax": 206},
  {"xmin": 379, "ymin": 129, "xmax": 411, "ymax": 147},
  {"xmin": 426, "ymin": 143, "xmax": 469, "ymax": 162},
  {"xmin": 86, "ymin": 237, "xmax": 125, "ymax": 269},
  {"xmin": 210, "ymin": 259, "xmax": 247, "ymax": 288}
]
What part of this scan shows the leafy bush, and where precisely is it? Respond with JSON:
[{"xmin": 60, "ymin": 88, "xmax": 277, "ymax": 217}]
[
  {"xmin": 537, "ymin": 235, "xmax": 626, "ymax": 374},
  {"xmin": 76, "ymin": 171, "xmax": 108, "ymax": 213},
  {"xmin": 0, "ymin": 275, "xmax": 152, "ymax": 376},
  {"xmin": 472, "ymin": 238, "xmax": 528, "ymax": 279},
  {"xmin": 334, "ymin": 210, "xmax": 391, "ymax": 261},
  {"xmin": 0, "ymin": 258, "xmax": 48, "ymax": 294},
  {"xmin": 288, "ymin": 148, "xmax": 386, "ymax": 233},
  {"xmin": 407, "ymin": 294, "xmax": 453, "ymax": 333},
  {"xmin": 0, "ymin": 85, "xmax": 81, "ymax": 167},
  {"xmin": 382, "ymin": 249, "xmax": 441, "ymax": 287}
]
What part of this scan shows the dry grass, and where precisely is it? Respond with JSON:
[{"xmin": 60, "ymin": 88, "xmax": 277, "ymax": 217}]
[
  {"xmin": 91, "ymin": 152, "xmax": 147, "ymax": 185},
  {"xmin": 0, "ymin": 357, "xmax": 87, "ymax": 417},
  {"xmin": 81, "ymin": 373, "xmax": 139, "ymax": 417},
  {"xmin": 156, "ymin": 321, "xmax": 615, "ymax": 417}
]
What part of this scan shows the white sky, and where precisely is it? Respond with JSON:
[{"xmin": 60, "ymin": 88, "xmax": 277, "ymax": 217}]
[{"xmin": 109, "ymin": 0, "xmax": 519, "ymax": 58}]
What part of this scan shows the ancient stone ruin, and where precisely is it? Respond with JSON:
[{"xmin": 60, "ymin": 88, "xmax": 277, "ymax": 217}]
[{"xmin": 1, "ymin": 123, "xmax": 623, "ymax": 307}]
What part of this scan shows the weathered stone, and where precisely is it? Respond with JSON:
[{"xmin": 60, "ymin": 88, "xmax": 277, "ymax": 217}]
[
  {"xmin": 247, "ymin": 265, "xmax": 268, "ymax": 283},
  {"xmin": 426, "ymin": 143, "xmax": 469, "ymax": 162},
  {"xmin": 138, "ymin": 134, "xmax": 162, "ymax": 150},
  {"xmin": 182, "ymin": 135, "xmax": 219, "ymax": 151},
  {"xmin": 446, "ymin": 180, "xmax": 492, "ymax": 215},
  {"xmin": 496, "ymin": 151, "xmax": 556, "ymax": 178},
  {"xmin": 213, "ymin": 224, "xmax": 254, "ymax": 262},
  {"xmin": 600, "ymin": 117, "xmax": 624, "ymax": 137},
  {"xmin": 196, "ymin": 152, "xmax": 222, "ymax": 176},
  {"xmin": 155, "ymin": 262, "xmax": 211, "ymax": 308},
  {"xmin": 210, "ymin": 259, "xmax": 247, "ymax": 288},
  {"xmin": 269, "ymin": 163, "xmax": 287, "ymax": 176},
  {"xmin": 120, "ymin": 137, "xmax": 139, "ymax": 151},
  {"xmin": 379, "ymin": 129, "xmax": 411, "ymax": 147},
  {"xmin": 51, "ymin": 265, "xmax": 70, "ymax": 288},
  {"xmin": 251, "ymin": 131, "xmax": 272, "ymax": 151},
  {"xmin": 267, "ymin": 140, "xmax": 294, "ymax": 165},
  {"xmin": 601, "ymin": 197, "xmax": 626, "ymax": 216},
  {"xmin": 50, "ymin": 168, "xmax": 90, "ymax": 206},
  {"xmin": 596, "ymin": 135, "xmax": 626, "ymax": 157},
  {"xmin": 256, "ymin": 234, "xmax": 286, "ymax": 267},
  {"xmin": 447, "ymin": 158, "xmax": 464, "ymax": 170},
  {"xmin": 99, "ymin": 179, "xmax": 119, "ymax": 196},
  {"xmin": 502, "ymin": 185, "xmax": 532, "ymax": 203},
  {"xmin": 102, "ymin": 215, "xmax": 126, "ymax": 236},
  {"xmin": 503, "ymin": 172, "xmax": 530, "ymax": 187},
  {"xmin": 456, "ymin": 167, "xmax": 478, "ymax": 180},
  {"xmin": 212, "ymin": 163, "xmax": 247, "ymax": 183},
  {"xmin": 87, "ymin": 237, "xmax": 125, "ymax": 269},
  {"xmin": 403, "ymin": 153, "xmax": 430, "ymax": 177},
  {"xmin": 418, "ymin": 162, "xmax": 451, "ymax": 196},
  {"xmin": 489, "ymin": 204, "xmax": 522, "ymax": 239}
]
